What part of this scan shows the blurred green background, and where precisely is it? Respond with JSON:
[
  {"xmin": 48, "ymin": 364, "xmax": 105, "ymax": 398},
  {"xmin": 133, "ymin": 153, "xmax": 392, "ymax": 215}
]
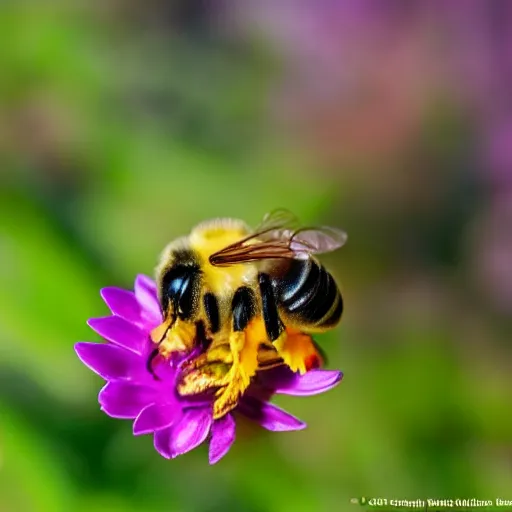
[{"xmin": 1, "ymin": 1, "xmax": 512, "ymax": 511}]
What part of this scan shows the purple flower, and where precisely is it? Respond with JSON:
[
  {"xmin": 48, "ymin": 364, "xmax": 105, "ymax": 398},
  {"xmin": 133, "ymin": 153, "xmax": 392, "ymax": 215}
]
[{"xmin": 75, "ymin": 275, "xmax": 343, "ymax": 464}]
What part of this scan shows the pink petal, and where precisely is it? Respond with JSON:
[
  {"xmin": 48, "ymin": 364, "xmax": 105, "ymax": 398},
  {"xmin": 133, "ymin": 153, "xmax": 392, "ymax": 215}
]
[
  {"xmin": 75, "ymin": 342, "xmax": 144, "ymax": 381},
  {"xmin": 239, "ymin": 397, "xmax": 306, "ymax": 432},
  {"xmin": 87, "ymin": 316, "xmax": 147, "ymax": 354},
  {"xmin": 133, "ymin": 402, "xmax": 181, "ymax": 436},
  {"xmin": 273, "ymin": 370, "xmax": 343, "ymax": 396},
  {"xmin": 209, "ymin": 414, "xmax": 236, "ymax": 464},
  {"xmin": 100, "ymin": 287, "xmax": 142, "ymax": 324},
  {"xmin": 135, "ymin": 274, "xmax": 157, "ymax": 296},
  {"xmin": 134, "ymin": 274, "xmax": 162, "ymax": 326},
  {"xmin": 98, "ymin": 381, "xmax": 157, "ymax": 419},
  {"xmin": 154, "ymin": 427, "xmax": 173, "ymax": 459},
  {"xmin": 170, "ymin": 409, "xmax": 212, "ymax": 457}
]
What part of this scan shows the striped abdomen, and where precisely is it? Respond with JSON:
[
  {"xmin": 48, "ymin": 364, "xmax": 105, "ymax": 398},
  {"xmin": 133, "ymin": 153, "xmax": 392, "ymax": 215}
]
[{"xmin": 272, "ymin": 257, "xmax": 343, "ymax": 331}]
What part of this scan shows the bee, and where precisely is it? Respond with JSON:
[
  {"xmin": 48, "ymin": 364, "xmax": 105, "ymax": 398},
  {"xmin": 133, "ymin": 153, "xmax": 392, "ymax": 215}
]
[{"xmin": 149, "ymin": 209, "xmax": 346, "ymax": 419}]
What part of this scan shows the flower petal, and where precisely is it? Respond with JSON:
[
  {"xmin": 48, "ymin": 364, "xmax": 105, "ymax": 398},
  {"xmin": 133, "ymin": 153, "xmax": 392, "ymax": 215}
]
[
  {"xmin": 133, "ymin": 402, "xmax": 181, "ymax": 436},
  {"xmin": 135, "ymin": 274, "xmax": 157, "ymax": 296},
  {"xmin": 209, "ymin": 414, "xmax": 236, "ymax": 464},
  {"xmin": 154, "ymin": 427, "xmax": 173, "ymax": 459},
  {"xmin": 75, "ymin": 342, "xmax": 143, "ymax": 381},
  {"xmin": 239, "ymin": 397, "xmax": 306, "ymax": 431},
  {"xmin": 269, "ymin": 369, "xmax": 343, "ymax": 396},
  {"xmin": 100, "ymin": 287, "xmax": 142, "ymax": 324},
  {"xmin": 134, "ymin": 274, "xmax": 161, "ymax": 326},
  {"xmin": 87, "ymin": 316, "xmax": 147, "ymax": 354},
  {"xmin": 170, "ymin": 408, "xmax": 212, "ymax": 457},
  {"xmin": 98, "ymin": 381, "xmax": 157, "ymax": 419}
]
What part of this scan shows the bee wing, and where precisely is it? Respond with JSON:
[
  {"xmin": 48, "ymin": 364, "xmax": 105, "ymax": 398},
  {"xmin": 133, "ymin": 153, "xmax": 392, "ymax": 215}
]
[
  {"xmin": 209, "ymin": 209, "xmax": 346, "ymax": 266},
  {"xmin": 243, "ymin": 208, "xmax": 300, "ymax": 244},
  {"xmin": 209, "ymin": 209, "xmax": 299, "ymax": 265},
  {"xmin": 290, "ymin": 226, "xmax": 348, "ymax": 254},
  {"xmin": 209, "ymin": 239, "xmax": 296, "ymax": 265},
  {"xmin": 255, "ymin": 208, "xmax": 300, "ymax": 233}
]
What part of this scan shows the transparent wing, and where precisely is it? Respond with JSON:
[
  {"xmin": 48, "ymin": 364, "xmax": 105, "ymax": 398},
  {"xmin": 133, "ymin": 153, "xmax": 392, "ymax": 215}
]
[
  {"xmin": 209, "ymin": 209, "xmax": 299, "ymax": 265},
  {"xmin": 290, "ymin": 226, "xmax": 348, "ymax": 254},
  {"xmin": 209, "ymin": 239, "xmax": 296, "ymax": 265},
  {"xmin": 254, "ymin": 208, "xmax": 300, "ymax": 234},
  {"xmin": 209, "ymin": 209, "xmax": 346, "ymax": 266}
]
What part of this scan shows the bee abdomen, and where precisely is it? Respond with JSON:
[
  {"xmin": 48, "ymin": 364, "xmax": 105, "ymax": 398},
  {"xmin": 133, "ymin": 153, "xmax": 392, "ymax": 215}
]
[{"xmin": 275, "ymin": 258, "xmax": 342, "ymax": 329}]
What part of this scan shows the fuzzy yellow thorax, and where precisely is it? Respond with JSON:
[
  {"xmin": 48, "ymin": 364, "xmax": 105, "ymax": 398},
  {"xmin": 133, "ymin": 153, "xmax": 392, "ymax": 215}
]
[{"xmin": 189, "ymin": 219, "xmax": 257, "ymax": 297}]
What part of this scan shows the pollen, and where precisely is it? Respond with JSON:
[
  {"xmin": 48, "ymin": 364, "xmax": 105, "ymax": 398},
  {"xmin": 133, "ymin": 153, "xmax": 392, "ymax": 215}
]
[
  {"xmin": 150, "ymin": 318, "xmax": 197, "ymax": 357},
  {"xmin": 304, "ymin": 354, "xmax": 321, "ymax": 371},
  {"xmin": 273, "ymin": 328, "xmax": 324, "ymax": 374},
  {"xmin": 211, "ymin": 320, "xmax": 263, "ymax": 419}
]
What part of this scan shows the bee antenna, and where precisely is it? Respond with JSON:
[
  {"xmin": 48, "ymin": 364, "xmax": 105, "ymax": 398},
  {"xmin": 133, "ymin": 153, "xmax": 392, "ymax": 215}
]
[
  {"xmin": 146, "ymin": 348, "xmax": 162, "ymax": 381},
  {"xmin": 157, "ymin": 312, "xmax": 177, "ymax": 345}
]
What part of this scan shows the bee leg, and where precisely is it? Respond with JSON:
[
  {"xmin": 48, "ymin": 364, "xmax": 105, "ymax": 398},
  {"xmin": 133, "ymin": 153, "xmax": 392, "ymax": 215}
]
[
  {"xmin": 230, "ymin": 287, "xmax": 258, "ymax": 389},
  {"xmin": 256, "ymin": 342, "xmax": 284, "ymax": 371},
  {"xmin": 212, "ymin": 287, "xmax": 261, "ymax": 419},
  {"xmin": 176, "ymin": 343, "xmax": 236, "ymax": 398},
  {"xmin": 258, "ymin": 273, "xmax": 285, "ymax": 343},
  {"xmin": 181, "ymin": 344, "xmax": 233, "ymax": 372},
  {"xmin": 273, "ymin": 329, "xmax": 324, "ymax": 373},
  {"xmin": 212, "ymin": 331, "xmax": 259, "ymax": 419},
  {"xmin": 258, "ymin": 273, "xmax": 322, "ymax": 374},
  {"xmin": 150, "ymin": 317, "xmax": 196, "ymax": 358},
  {"xmin": 146, "ymin": 347, "xmax": 162, "ymax": 380},
  {"xmin": 258, "ymin": 272, "xmax": 293, "ymax": 367}
]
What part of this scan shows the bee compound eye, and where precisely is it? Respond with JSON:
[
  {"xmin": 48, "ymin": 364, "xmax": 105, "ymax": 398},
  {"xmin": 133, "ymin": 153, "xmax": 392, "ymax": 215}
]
[{"xmin": 161, "ymin": 265, "xmax": 201, "ymax": 321}]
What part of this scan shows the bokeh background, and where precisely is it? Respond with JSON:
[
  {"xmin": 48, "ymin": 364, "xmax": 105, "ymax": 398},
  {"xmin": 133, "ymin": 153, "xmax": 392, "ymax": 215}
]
[{"xmin": 1, "ymin": 1, "xmax": 512, "ymax": 511}]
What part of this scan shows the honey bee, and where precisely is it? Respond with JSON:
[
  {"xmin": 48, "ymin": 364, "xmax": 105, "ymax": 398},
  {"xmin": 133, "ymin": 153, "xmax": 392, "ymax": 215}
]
[{"xmin": 149, "ymin": 209, "xmax": 346, "ymax": 419}]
